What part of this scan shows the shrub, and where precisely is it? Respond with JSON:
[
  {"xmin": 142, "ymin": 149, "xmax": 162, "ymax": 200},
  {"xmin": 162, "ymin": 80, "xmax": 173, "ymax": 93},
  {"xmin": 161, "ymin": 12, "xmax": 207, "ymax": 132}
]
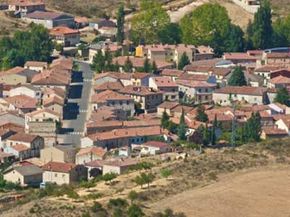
[{"xmin": 108, "ymin": 198, "xmax": 128, "ymax": 209}]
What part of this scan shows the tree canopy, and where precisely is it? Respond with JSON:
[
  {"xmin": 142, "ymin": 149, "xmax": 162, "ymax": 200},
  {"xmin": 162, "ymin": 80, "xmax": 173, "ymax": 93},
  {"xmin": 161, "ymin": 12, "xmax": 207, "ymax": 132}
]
[
  {"xmin": 116, "ymin": 5, "xmax": 125, "ymax": 44},
  {"xmin": 274, "ymin": 87, "xmax": 290, "ymax": 106},
  {"xmin": 180, "ymin": 3, "xmax": 244, "ymax": 55},
  {"xmin": 178, "ymin": 109, "xmax": 187, "ymax": 140},
  {"xmin": 0, "ymin": 24, "xmax": 53, "ymax": 70},
  {"xmin": 178, "ymin": 52, "xmax": 190, "ymax": 70},
  {"xmin": 228, "ymin": 66, "xmax": 247, "ymax": 86},
  {"xmin": 196, "ymin": 105, "xmax": 208, "ymax": 122},
  {"xmin": 131, "ymin": 0, "xmax": 170, "ymax": 44},
  {"xmin": 247, "ymin": 0, "xmax": 273, "ymax": 49}
]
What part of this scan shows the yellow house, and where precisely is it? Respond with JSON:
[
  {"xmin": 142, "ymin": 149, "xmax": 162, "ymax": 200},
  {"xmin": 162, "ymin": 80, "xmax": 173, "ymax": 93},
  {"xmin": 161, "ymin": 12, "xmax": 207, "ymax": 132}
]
[{"xmin": 135, "ymin": 45, "xmax": 144, "ymax": 57}]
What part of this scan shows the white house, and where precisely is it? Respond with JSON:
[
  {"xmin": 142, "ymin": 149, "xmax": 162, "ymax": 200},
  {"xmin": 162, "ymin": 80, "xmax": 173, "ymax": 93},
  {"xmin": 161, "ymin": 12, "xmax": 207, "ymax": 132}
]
[{"xmin": 9, "ymin": 85, "xmax": 42, "ymax": 99}]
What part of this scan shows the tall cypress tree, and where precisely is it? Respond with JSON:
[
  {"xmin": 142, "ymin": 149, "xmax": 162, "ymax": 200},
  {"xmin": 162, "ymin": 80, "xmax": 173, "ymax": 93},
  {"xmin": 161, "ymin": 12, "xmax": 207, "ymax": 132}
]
[
  {"xmin": 196, "ymin": 104, "xmax": 208, "ymax": 122},
  {"xmin": 124, "ymin": 57, "xmax": 133, "ymax": 72},
  {"xmin": 211, "ymin": 115, "xmax": 217, "ymax": 146},
  {"xmin": 161, "ymin": 111, "xmax": 170, "ymax": 129},
  {"xmin": 178, "ymin": 109, "xmax": 187, "ymax": 141},
  {"xmin": 178, "ymin": 52, "xmax": 190, "ymax": 70},
  {"xmin": 116, "ymin": 5, "xmax": 125, "ymax": 44},
  {"xmin": 248, "ymin": 0, "xmax": 273, "ymax": 49},
  {"xmin": 228, "ymin": 66, "xmax": 247, "ymax": 86},
  {"xmin": 143, "ymin": 58, "xmax": 152, "ymax": 73}
]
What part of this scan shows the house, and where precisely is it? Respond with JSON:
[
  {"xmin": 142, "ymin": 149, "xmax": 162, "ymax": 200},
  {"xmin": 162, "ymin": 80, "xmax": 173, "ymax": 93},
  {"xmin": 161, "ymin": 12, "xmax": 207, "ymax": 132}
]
[
  {"xmin": 213, "ymin": 86, "xmax": 268, "ymax": 106},
  {"xmin": 95, "ymin": 19, "xmax": 117, "ymax": 37},
  {"xmin": 94, "ymin": 81, "xmax": 124, "ymax": 93},
  {"xmin": 113, "ymin": 56, "xmax": 174, "ymax": 72},
  {"xmin": 4, "ymin": 132, "xmax": 44, "ymax": 159},
  {"xmin": 75, "ymin": 147, "xmax": 106, "ymax": 164},
  {"xmin": 136, "ymin": 141, "xmax": 171, "ymax": 156},
  {"xmin": 3, "ymin": 165, "xmax": 43, "ymax": 187},
  {"xmin": 131, "ymin": 73, "xmax": 151, "ymax": 86},
  {"xmin": 40, "ymin": 145, "xmax": 76, "ymax": 164},
  {"xmin": 74, "ymin": 16, "xmax": 89, "ymax": 28},
  {"xmin": 81, "ymin": 126, "xmax": 163, "ymax": 149},
  {"xmin": 177, "ymin": 80, "xmax": 216, "ymax": 104},
  {"xmin": 8, "ymin": 0, "xmax": 45, "ymax": 17},
  {"xmin": 161, "ymin": 69, "xmax": 184, "ymax": 81},
  {"xmin": 260, "ymin": 52, "xmax": 290, "ymax": 67},
  {"xmin": 223, "ymin": 52, "xmax": 258, "ymax": 65},
  {"xmin": 261, "ymin": 126, "xmax": 288, "ymax": 139},
  {"xmin": 0, "ymin": 151, "xmax": 15, "ymax": 164},
  {"xmin": 268, "ymin": 75, "xmax": 290, "ymax": 89},
  {"xmin": 0, "ymin": 67, "xmax": 38, "ymax": 85},
  {"xmin": 24, "ymin": 61, "xmax": 48, "ymax": 72},
  {"xmin": 42, "ymin": 161, "xmax": 87, "ymax": 185},
  {"xmin": 23, "ymin": 11, "xmax": 75, "ymax": 29},
  {"xmin": 89, "ymin": 41, "xmax": 122, "ymax": 63},
  {"xmin": 43, "ymin": 96, "xmax": 64, "ymax": 115},
  {"xmin": 149, "ymin": 77, "xmax": 179, "ymax": 101},
  {"xmin": 0, "ymin": 111, "xmax": 25, "ymax": 127},
  {"xmin": 157, "ymin": 101, "xmax": 179, "ymax": 116},
  {"xmin": 276, "ymin": 117, "xmax": 290, "ymax": 135},
  {"xmin": 86, "ymin": 119, "xmax": 160, "ymax": 135},
  {"xmin": 0, "ymin": 129, "xmax": 17, "ymax": 149},
  {"xmin": 102, "ymin": 158, "xmax": 138, "ymax": 175},
  {"xmin": 254, "ymin": 65, "xmax": 285, "ymax": 86},
  {"xmin": 50, "ymin": 26, "xmax": 80, "ymax": 47},
  {"xmin": 25, "ymin": 109, "xmax": 60, "ymax": 141},
  {"xmin": 9, "ymin": 84, "xmax": 42, "ymax": 99},
  {"xmin": 119, "ymin": 85, "xmax": 163, "ymax": 113},
  {"xmin": 91, "ymin": 90, "xmax": 135, "ymax": 117},
  {"xmin": 2, "ymin": 95, "xmax": 38, "ymax": 113},
  {"xmin": 94, "ymin": 72, "xmax": 119, "ymax": 85}
]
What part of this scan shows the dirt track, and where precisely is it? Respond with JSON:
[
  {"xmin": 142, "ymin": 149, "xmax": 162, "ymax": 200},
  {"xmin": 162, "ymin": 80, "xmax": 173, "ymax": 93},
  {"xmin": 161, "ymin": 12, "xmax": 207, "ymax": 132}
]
[{"xmin": 150, "ymin": 166, "xmax": 290, "ymax": 217}]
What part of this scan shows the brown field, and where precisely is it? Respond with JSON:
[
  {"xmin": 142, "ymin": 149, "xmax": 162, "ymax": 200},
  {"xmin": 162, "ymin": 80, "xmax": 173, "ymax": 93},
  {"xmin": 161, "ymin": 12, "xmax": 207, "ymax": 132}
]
[{"xmin": 150, "ymin": 165, "xmax": 290, "ymax": 217}]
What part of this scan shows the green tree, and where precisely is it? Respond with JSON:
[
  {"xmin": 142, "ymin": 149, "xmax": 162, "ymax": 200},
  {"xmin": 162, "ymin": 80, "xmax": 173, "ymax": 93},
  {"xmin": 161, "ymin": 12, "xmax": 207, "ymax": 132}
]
[
  {"xmin": 228, "ymin": 66, "xmax": 247, "ymax": 86},
  {"xmin": 180, "ymin": 3, "xmax": 231, "ymax": 54},
  {"xmin": 246, "ymin": 112, "xmax": 261, "ymax": 142},
  {"xmin": 274, "ymin": 87, "xmax": 290, "ymax": 106},
  {"xmin": 223, "ymin": 24, "xmax": 245, "ymax": 52},
  {"xmin": 157, "ymin": 23, "xmax": 182, "ymax": 44},
  {"xmin": 131, "ymin": 0, "xmax": 170, "ymax": 44},
  {"xmin": 127, "ymin": 204, "xmax": 145, "ymax": 217},
  {"xmin": 116, "ymin": 5, "xmax": 125, "ymax": 43},
  {"xmin": 91, "ymin": 50, "xmax": 106, "ymax": 73},
  {"xmin": 128, "ymin": 190, "xmax": 138, "ymax": 204},
  {"xmin": 211, "ymin": 115, "xmax": 217, "ymax": 146},
  {"xmin": 124, "ymin": 57, "xmax": 133, "ymax": 72},
  {"xmin": 102, "ymin": 172, "xmax": 117, "ymax": 184},
  {"xmin": 196, "ymin": 105, "xmax": 208, "ymax": 122},
  {"xmin": 178, "ymin": 109, "xmax": 187, "ymax": 140},
  {"xmin": 0, "ymin": 24, "xmax": 53, "ymax": 69},
  {"xmin": 273, "ymin": 15, "xmax": 290, "ymax": 47},
  {"xmin": 134, "ymin": 172, "xmax": 155, "ymax": 189},
  {"xmin": 248, "ymin": 0, "xmax": 273, "ymax": 49},
  {"xmin": 178, "ymin": 52, "xmax": 190, "ymax": 70},
  {"xmin": 143, "ymin": 58, "xmax": 152, "ymax": 73},
  {"xmin": 160, "ymin": 168, "xmax": 172, "ymax": 179},
  {"xmin": 152, "ymin": 60, "xmax": 158, "ymax": 74},
  {"xmin": 161, "ymin": 110, "xmax": 170, "ymax": 129}
]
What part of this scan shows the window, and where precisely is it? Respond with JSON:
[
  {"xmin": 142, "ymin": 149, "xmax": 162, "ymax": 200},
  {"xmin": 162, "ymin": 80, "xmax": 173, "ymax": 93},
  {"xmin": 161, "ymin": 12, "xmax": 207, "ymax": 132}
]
[{"xmin": 55, "ymin": 173, "xmax": 58, "ymax": 177}]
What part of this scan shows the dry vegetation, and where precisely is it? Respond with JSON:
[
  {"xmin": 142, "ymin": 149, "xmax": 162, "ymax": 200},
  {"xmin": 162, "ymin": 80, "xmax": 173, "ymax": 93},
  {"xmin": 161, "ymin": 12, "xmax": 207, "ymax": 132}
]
[{"xmin": 2, "ymin": 138, "xmax": 290, "ymax": 216}]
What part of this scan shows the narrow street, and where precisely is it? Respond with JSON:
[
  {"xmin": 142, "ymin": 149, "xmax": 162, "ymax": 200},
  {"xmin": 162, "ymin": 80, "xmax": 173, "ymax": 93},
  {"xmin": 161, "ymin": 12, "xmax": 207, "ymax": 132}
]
[{"xmin": 57, "ymin": 61, "xmax": 94, "ymax": 146}]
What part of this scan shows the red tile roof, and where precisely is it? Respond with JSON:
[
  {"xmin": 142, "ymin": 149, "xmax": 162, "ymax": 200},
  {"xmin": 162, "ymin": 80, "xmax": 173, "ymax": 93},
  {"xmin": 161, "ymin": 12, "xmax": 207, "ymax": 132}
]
[
  {"xmin": 152, "ymin": 77, "xmax": 177, "ymax": 88},
  {"xmin": 76, "ymin": 146, "xmax": 106, "ymax": 157},
  {"xmin": 91, "ymin": 90, "xmax": 132, "ymax": 103},
  {"xmin": 42, "ymin": 161, "xmax": 76, "ymax": 173},
  {"xmin": 5, "ymin": 95, "xmax": 37, "ymax": 109},
  {"xmin": 143, "ymin": 141, "xmax": 169, "ymax": 148},
  {"xmin": 8, "ymin": 132, "xmax": 39, "ymax": 143},
  {"xmin": 119, "ymin": 85, "xmax": 162, "ymax": 96},
  {"xmin": 214, "ymin": 86, "xmax": 267, "ymax": 96},
  {"xmin": 94, "ymin": 81, "xmax": 124, "ymax": 92},
  {"xmin": 176, "ymin": 80, "xmax": 216, "ymax": 88},
  {"xmin": 161, "ymin": 69, "xmax": 184, "ymax": 77},
  {"xmin": 50, "ymin": 26, "xmax": 79, "ymax": 36},
  {"xmin": 11, "ymin": 144, "xmax": 30, "ymax": 152}
]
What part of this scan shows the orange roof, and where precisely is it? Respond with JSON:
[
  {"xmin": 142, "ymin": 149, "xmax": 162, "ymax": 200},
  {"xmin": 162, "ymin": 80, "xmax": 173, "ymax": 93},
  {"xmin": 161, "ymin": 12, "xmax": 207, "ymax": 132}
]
[
  {"xmin": 270, "ymin": 75, "xmax": 290, "ymax": 84},
  {"xmin": 76, "ymin": 147, "xmax": 106, "ymax": 157},
  {"xmin": 74, "ymin": 16, "xmax": 88, "ymax": 23},
  {"xmin": 5, "ymin": 95, "xmax": 37, "ymax": 109},
  {"xmin": 119, "ymin": 85, "xmax": 162, "ymax": 96},
  {"xmin": 12, "ymin": 144, "xmax": 30, "ymax": 152},
  {"xmin": 88, "ymin": 126, "xmax": 162, "ymax": 141},
  {"xmin": 43, "ymin": 96, "xmax": 64, "ymax": 106},
  {"xmin": 94, "ymin": 81, "xmax": 124, "ymax": 92},
  {"xmin": 223, "ymin": 52, "xmax": 257, "ymax": 60},
  {"xmin": 24, "ymin": 61, "xmax": 47, "ymax": 68},
  {"xmin": 42, "ymin": 161, "xmax": 76, "ymax": 173},
  {"xmin": 8, "ymin": 132, "xmax": 39, "ymax": 143},
  {"xmin": 91, "ymin": 90, "xmax": 132, "ymax": 103},
  {"xmin": 50, "ymin": 26, "xmax": 79, "ymax": 36},
  {"xmin": 161, "ymin": 69, "xmax": 184, "ymax": 77},
  {"xmin": 26, "ymin": 108, "xmax": 60, "ymax": 118},
  {"xmin": 262, "ymin": 127, "xmax": 288, "ymax": 136},
  {"xmin": 152, "ymin": 77, "xmax": 177, "ymax": 88},
  {"xmin": 214, "ymin": 86, "xmax": 267, "ymax": 96},
  {"xmin": 176, "ymin": 80, "xmax": 216, "ymax": 88}
]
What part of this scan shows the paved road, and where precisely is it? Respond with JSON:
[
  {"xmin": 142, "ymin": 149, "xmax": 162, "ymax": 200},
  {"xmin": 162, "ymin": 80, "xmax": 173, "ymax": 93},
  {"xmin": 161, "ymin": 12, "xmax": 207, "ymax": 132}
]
[{"xmin": 57, "ymin": 61, "xmax": 94, "ymax": 146}]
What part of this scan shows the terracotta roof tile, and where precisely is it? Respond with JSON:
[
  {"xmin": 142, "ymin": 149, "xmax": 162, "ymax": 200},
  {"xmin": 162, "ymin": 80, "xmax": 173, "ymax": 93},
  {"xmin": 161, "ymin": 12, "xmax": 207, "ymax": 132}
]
[
  {"xmin": 42, "ymin": 161, "xmax": 76, "ymax": 173},
  {"xmin": 214, "ymin": 86, "xmax": 267, "ymax": 96},
  {"xmin": 76, "ymin": 147, "xmax": 106, "ymax": 157},
  {"xmin": 91, "ymin": 90, "xmax": 132, "ymax": 103},
  {"xmin": 8, "ymin": 132, "xmax": 39, "ymax": 143}
]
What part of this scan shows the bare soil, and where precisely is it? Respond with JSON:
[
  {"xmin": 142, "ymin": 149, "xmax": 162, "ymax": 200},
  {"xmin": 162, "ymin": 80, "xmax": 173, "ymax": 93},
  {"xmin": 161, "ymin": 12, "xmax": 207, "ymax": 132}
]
[{"xmin": 150, "ymin": 165, "xmax": 290, "ymax": 217}]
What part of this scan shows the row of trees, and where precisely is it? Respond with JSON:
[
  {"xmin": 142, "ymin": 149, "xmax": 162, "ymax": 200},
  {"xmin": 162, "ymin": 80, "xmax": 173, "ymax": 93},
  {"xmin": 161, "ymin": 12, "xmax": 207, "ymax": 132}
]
[
  {"xmin": 129, "ymin": 0, "xmax": 290, "ymax": 55},
  {"xmin": 0, "ymin": 23, "xmax": 53, "ymax": 70}
]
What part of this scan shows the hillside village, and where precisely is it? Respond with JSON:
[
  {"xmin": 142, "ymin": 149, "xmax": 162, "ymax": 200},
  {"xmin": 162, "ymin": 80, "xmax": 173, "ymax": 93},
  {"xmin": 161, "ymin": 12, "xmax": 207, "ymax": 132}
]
[{"xmin": 0, "ymin": 0, "xmax": 288, "ymax": 216}]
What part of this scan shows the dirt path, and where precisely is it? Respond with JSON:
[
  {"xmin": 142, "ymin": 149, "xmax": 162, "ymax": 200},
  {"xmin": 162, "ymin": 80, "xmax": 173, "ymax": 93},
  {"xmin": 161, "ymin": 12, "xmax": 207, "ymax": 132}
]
[
  {"xmin": 150, "ymin": 165, "xmax": 290, "ymax": 217},
  {"xmin": 168, "ymin": 0, "xmax": 209, "ymax": 23}
]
